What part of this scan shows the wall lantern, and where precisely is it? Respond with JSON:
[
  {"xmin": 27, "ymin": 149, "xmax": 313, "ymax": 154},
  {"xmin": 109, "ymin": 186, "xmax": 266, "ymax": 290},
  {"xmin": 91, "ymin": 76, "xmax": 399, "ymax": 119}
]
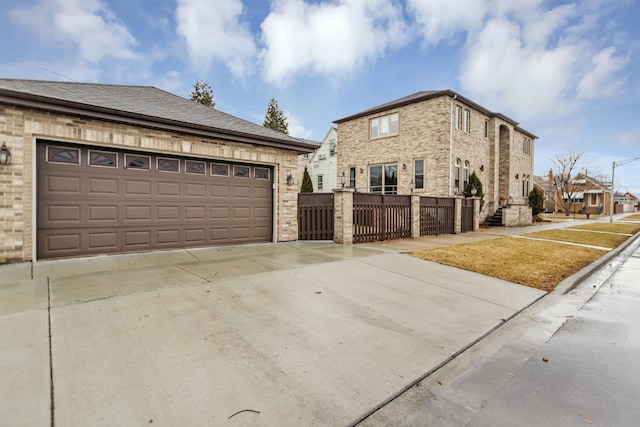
[
  {"xmin": 340, "ymin": 170, "xmax": 346, "ymax": 188},
  {"xmin": 515, "ymin": 173, "xmax": 519, "ymax": 179},
  {"xmin": 359, "ymin": 167, "xmax": 364, "ymax": 174},
  {"xmin": 286, "ymin": 173, "xmax": 294, "ymax": 186},
  {"xmin": 402, "ymin": 163, "xmax": 407, "ymax": 170},
  {"xmin": 409, "ymin": 179, "xmax": 415, "ymax": 192},
  {"xmin": 0, "ymin": 143, "xmax": 12, "ymax": 166},
  {"xmin": 471, "ymin": 187, "xmax": 478, "ymax": 196},
  {"xmin": 479, "ymin": 165, "xmax": 484, "ymax": 172}
]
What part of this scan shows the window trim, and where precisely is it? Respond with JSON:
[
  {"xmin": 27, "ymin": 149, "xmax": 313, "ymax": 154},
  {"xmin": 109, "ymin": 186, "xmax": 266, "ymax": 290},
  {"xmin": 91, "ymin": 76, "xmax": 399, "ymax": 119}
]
[
  {"xmin": 414, "ymin": 159, "xmax": 425, "ymax": 190},
  {"xmin": 317, "ymin": 174, "xmax": 324, "ymax": 191},
  {"xmin": 463, "ymin": 160, "xmax": 470, "ymax": 188},
  {"xmin": 454, "ymin": 158, "xmax": 461, "ymax": 190},
  {"xmin": 46, "ymin": 145, "xmax": 81, "ymax": 165},
  {"xmin": 455, "ymin": 106, "xmax": 463, "ymax": 130},
  {"xmin": 233, "ymin": 165, "xmax": 250, "ymax": 178},
  {"xmin": 254, "ymin": 167, "xmax": 270, "ymax": 180},
  {"xmin": 156, "ymin": 157, "xmax": 180, "ymax": 173},
  {"xmin": 348, "ymin": 166, "xmax": 356, "ymax": 188},
  {"xmin": 211, "ymin": 163, "xmax": 230, "ymax": 177},
  {"xmin": 88, "ymin": 149, "xmax": 117, "ymax": 168},
  {"xmin": 369, "ymin": 112, "xmax": 399, "ymax": 139},
  {"xmin": 369, "ymin": 163, "xmax": 398, "ymax": 194},
  {"xmin": 464, "ymin": 109, "xmax": 470, "ymax": 133},
  {"xmin": 185, "ymin": 160, "xmax": 206, "ymax": 175},
  {"xmin": 124, "ymin": 153, "xmax": 151, "ymax": 171}
]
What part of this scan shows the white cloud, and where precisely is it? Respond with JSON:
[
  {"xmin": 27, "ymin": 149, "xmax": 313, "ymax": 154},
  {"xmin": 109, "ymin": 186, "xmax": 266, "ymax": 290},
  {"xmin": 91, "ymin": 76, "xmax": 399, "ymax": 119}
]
[
  {"xmin": 260, "ymin": 0, "xmax": 407, "ymax": 86},
  {"xmin": 175, "ymin": 0, "xmax": 256, "ymax": 78},
  {"xmin": 577, "ymin": 47, "xmax": 629, "ymax": 99},
  {"xmin": 285, "ymin": 111, "xmax": 313, "ymax": 139},
  {"xmin": 406, "ymin": 0, "xmax": 488, "ymax": 45},
  {"xmin": 11, "ymin": 0, "xmax": 138, "ymax": 63}
]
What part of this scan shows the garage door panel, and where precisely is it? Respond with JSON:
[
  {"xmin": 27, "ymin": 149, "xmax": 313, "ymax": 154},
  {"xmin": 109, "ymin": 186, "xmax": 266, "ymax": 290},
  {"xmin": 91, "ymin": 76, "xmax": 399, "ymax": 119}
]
[{"xmin": 37, "ymin": 142, "xmax": 273, "ymax": 259}]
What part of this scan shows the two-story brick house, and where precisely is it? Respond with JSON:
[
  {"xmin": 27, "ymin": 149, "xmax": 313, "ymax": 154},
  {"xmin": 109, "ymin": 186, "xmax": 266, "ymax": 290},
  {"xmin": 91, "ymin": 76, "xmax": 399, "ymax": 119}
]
[{"xmin": 334, "ymin": 90, "xmax": 537, "ymax": 222}]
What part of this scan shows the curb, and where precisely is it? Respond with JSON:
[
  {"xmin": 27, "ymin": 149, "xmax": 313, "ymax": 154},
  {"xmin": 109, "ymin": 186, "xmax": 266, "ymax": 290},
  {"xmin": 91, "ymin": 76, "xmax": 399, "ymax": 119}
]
[{"xmin": 554, "ymin": 231, "xmax": 640, "ymax": 295}]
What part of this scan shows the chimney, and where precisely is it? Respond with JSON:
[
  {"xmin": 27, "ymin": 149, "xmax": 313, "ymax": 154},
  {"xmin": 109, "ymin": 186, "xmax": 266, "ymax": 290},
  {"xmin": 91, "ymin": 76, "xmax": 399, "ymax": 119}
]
[{"xmin": 548, "ymin": 169, "xmax": 553, "ymax": 186}]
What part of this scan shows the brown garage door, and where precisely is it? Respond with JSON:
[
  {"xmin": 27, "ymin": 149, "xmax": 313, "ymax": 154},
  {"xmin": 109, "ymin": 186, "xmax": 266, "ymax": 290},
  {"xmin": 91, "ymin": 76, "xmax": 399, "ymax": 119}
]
[{"xmin": 37, "ymin": 141, "xmax": 273, "ymax": 259}]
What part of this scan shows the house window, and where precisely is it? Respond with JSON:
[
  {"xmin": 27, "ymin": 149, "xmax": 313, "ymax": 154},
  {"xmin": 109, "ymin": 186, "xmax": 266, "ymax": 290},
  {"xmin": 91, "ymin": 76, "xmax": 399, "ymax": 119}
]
[
  {"xmin": 463, "ymin": 161, "xmax": 470, "ymax": 188},
  {"xmin": 329, "ymin": 140, "xmax": 336, "ymax": 156},
  {"xmin": 455, "ymin": 106, "xmax": 463, "ymax": 130},
  {"xmin": 522, "ymin": 174, "xmax": 526, "ymax": 197},
  {"xmin": 414, "ymin": 159, "xmax": 424, "ymax": 190},
  {"xmin": 302, "ymin": 153, "xmax": 309, "ymax": 159},
  {"xmin": 317, "ymin": 174, "xmax": 323, "ymax": 190},
  {"xmin": 464, "ymin": 110, "xmax": 470, "ymax": 132},
  {"xmin": 370, "ymin": 164, "xmax": 398, "ymax": 194},
  {"xmin": 484, "ymin": 120, "xmax": 489, "ymax": 138},
  {"xmin": 349, "ymin": 166, "xmax": 356, "ymax": 188},
  {"xmin": 523, "ymin": 138, "xmax": 532, "ymax": 155},
  {"xmin": 590, "ymin": 194, "xmax": 598, "ymax": 205},
  {"xmin": 454, "ymin": 158, "xmax": 461, "ymax": 190},
  {"xmin": 370, "ymin": 113, "xmax": 398, "ymax": 139}
]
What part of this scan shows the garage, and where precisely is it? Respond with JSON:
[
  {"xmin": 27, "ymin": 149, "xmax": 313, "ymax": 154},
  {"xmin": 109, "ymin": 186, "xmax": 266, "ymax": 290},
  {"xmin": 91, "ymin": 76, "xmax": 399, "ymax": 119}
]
[{"xmin": 37, "ymin": 141, "xmax": 273, "ymax": 259}]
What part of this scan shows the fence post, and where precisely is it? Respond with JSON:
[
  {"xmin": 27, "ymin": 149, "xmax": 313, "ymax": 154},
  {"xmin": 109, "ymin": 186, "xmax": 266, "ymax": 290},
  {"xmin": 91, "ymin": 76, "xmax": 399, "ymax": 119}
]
[
  {"xmin": 333, "ymin": 188, "xmax": 354, "ymax": 244},
  {"xmin": 472, "ymin": 197, "xmax": 480, "ymax": 231},
  {"xmin": 411, "ymin": 195, "xmax": 420, "ymax": 238},
  {"xmin": 454, "ymin": 196, "xmax": 462, "ymax": 234}
]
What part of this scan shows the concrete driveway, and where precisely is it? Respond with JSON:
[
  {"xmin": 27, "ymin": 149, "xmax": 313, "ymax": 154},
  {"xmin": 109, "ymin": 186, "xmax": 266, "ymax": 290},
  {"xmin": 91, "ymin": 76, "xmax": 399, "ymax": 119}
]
[{"xmin": 1, "ymin": 242, "xmax": 544, "ymax": 426}]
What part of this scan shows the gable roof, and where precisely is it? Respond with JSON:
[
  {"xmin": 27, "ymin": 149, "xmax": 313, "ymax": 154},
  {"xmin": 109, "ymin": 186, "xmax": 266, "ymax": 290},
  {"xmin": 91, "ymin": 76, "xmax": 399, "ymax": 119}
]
[
  {"xmin": 0, "ymin": 79, "xmax": 316, "ymax": 153},
  {"xmin": 333, "ymin": 89, "xmax": 537, "ymax": 139}
]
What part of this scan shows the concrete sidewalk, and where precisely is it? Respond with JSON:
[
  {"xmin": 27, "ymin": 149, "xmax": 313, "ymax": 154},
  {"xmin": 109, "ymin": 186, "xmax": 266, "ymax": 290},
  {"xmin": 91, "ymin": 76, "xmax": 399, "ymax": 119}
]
[{"xmin": 1, "ymin": 241, "xmax": 545, "ymax": 426}]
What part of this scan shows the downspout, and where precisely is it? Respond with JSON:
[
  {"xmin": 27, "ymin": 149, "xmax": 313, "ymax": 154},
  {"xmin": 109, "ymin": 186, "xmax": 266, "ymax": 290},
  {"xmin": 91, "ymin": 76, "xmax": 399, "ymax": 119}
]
[{"xmin": 449, "ymin": 94, "xmax": 457, "ymax": 196}]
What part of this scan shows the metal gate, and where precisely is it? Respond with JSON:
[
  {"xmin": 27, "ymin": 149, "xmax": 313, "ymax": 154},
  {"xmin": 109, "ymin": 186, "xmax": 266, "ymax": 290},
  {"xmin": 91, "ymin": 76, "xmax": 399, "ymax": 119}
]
[
  {"xmin": 461, "ymin": 198, "xmax": 474, "ymax": 233},
  {"xmin": 353, "ymin": 193, "xmax": 411, "ymax": 243},
  {"xmin": 420, "ymin": 197, "xmax": 455, "ymax": 236},
  {"xmin": 298, "ymin": 193, "xmax": 334, "ymax": 240}
]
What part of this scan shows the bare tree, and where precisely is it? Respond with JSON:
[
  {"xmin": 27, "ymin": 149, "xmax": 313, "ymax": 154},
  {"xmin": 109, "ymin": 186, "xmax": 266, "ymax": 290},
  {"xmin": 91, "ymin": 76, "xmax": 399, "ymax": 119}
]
[{"xmin": 550, "ymin": 149, "xmax": 584, "ymax": 216}]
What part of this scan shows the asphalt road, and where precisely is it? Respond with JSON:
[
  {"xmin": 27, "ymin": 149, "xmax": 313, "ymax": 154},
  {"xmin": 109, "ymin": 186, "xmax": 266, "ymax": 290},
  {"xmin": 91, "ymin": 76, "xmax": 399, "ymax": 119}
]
[{"xmin": 360, "ymin": 235, "xmax": 640, "ymax": 426}]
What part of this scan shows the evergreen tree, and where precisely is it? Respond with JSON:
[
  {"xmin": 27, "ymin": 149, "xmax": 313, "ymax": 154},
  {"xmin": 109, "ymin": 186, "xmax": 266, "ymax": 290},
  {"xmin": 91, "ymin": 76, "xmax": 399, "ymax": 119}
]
[
  {"xmin": 529, "ymin": 186, "xmax": 545, "ymax": 216},
  {"xmin": 463, "ymin": 171, "xmax": 484, "ymax": 209},
  {"xmin": 190, "ymin": 79, "xmax": 215, "ymax": 108},
  {"xmin": 263, "ymin": 98, "xmax": 289, "ymax": 134},
  {"xmin": 301, "ymin": 167, "xmax": 313, "ymax": 193}
]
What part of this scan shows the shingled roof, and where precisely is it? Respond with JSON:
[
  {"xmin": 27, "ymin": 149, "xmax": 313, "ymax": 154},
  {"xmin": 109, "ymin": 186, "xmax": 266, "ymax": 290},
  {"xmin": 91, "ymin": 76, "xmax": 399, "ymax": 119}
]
[
  {"xmin": 334, "ymin": 89, "xmax": 537, "ymax": 139},
  {"xmin": 0, "ymin": 79, "xmax": 316, "ymax": 152}
]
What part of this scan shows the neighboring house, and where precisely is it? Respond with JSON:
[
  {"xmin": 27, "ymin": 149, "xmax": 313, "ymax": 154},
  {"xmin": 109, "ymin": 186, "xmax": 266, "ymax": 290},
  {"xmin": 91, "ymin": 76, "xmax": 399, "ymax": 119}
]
[
  {"xmin": 555, "ymin": 173, "xmax": 612, "ymax": 215},
  {"xmin": 334, "ymin": 90, "xmax": 537, "ymax": 222},
  {"xmin": 297, "ymin": 138, "xmax": 320, "ymax": 188},
  {"xmin": 309, "ymin": 127, "xmax": 338, "ymax": 192},
  {"xmin": 534, "ymin": 170, "xmax": 557, "ymax": 213},
  {"xmin": 615, "ymin": 192, "xmax": 639, "ymax": 213},
  {"xmin": 0, "ymin": 79, "xmax": 315, "ymax": 263}
]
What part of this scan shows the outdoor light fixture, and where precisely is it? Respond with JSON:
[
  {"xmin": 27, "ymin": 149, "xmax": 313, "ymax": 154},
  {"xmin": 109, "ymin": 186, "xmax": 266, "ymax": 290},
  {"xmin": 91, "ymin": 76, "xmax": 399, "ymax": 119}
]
[
  {"xmin": 515, "ymin": 173, "xmax": 519, "ymax": 179},
  {"xmin": 340, "ymin": 170, "xmax": 346, "ymax": 188},
  {"xmin": 471, "ymin": 187, "xmax": 477, "ymax": 196},
  {"xmin": 409, "ymin": 179, "xmax": 415, "ymax": 192},
  {"xmin": 286, "ymin": 173, "xmax": 294, "ymax": 186},
  {"xmin": 479, "ymin": 165, "xmax": 484, "ymax": 172},
  {"xmin": 0, "ymin": 143, "xmax": 11, "ymax": 166},
  {"xmin": 359, "ymin": 167, "xmax": 364, "ymax": 174},
  {"xmin": 402, "ymin": 163, "xmax": 406, "ymax": 170}
]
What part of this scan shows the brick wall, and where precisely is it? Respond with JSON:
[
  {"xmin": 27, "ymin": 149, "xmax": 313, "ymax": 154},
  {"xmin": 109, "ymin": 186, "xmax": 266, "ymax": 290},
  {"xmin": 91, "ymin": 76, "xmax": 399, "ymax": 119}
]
[{"xmin": 0, "ymin": 105, "xmax": 300, "ymax": 263}]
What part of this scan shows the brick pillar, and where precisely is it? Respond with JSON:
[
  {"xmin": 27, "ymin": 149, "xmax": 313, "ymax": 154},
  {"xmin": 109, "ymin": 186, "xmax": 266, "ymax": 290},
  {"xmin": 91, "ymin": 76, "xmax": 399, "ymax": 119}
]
[
  {"xmin": 333, "ymin": 188, "xmax": 354, "ymax": 244},
  {"xmin": 473, "ymin": 197, "xmax": 480, "ymax": 231},
  {"xmin": 454, "ymin": 196, "xmax": 462, "ymax": 234},
  {"xmin": 411, "ymin": 195, "xmax": 420, "ymax": 238}
]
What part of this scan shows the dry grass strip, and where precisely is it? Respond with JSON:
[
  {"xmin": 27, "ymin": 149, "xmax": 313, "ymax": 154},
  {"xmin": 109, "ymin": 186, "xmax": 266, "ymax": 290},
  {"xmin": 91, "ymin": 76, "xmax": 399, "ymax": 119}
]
[
  {"xmin": 623, "ymin": 213, "xmax": 640, "ymax": 221},
  {"xmin": 524, "ymin": 229, "xmax": 632, "ymax": 249},
  {"xmin": 569, "ymin": 223, "xmax": 640, "ymax": 234},
  {"xmin": 410, "ymin": 237, "xmax": 604, "ymax": 292}
]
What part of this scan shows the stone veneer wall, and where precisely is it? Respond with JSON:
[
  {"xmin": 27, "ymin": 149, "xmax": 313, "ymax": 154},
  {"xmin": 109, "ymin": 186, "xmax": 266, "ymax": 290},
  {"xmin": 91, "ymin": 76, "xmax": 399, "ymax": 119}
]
[
  {"xmin": 336, "ymin": 94, "xmax": 535, "ymax": 222},
  {"xmin": 0, "ymin": 105, "xmax": 300, "ymax": 263},
  {"xmin": 503, "ymin": 205, "xmax": 533, "ymax": 226}
]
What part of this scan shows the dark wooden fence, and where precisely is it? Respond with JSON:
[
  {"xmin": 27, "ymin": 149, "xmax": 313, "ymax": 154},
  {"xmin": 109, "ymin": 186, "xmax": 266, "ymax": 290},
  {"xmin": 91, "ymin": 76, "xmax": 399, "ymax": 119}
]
[
  {"xmin": 461, "ymin": 198, "xmax": 474, "ymax": 232},
  {"xmin": 353, "ymin": 193, "xmax": 411, "ymax": 243},
  {"xmin": 298, "ymin": 193, "xmax": 334, "ymax": 240},
  {"xmin": 420, "ymin": 197, "xmax": 455, "ymax": 236}
]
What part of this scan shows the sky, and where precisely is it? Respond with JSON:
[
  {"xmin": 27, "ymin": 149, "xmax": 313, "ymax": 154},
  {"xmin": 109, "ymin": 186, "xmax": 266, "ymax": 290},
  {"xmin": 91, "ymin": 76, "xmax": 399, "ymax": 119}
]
[{"xmin": 1, "ymin": 0, "xmax": 639, "ymax": 193}]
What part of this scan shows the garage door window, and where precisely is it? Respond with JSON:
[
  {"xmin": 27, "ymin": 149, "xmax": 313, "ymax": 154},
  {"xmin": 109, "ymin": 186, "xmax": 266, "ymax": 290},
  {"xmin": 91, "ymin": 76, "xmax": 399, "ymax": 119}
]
[
  {"xmin": 47, "ymin": 146, "xmax": 80, "ymax": 165},
  {"xmin": 89, "ymin": 150, "xmax": 117, "ymax": 167},
  {"xmin": 157, "ymin": 158, "xmax": 179, "ymax": 172},
  {"xmin": 234, "ymin": 165, "xmax": 250, "ymax": 178},
  {"xmin": 255, "ymin": 167, "xmax": 270, "ymax": 180},
  {"xmin": 125, "ymin": 154, "xmax": 150, "ymax": 170},
  {"xmin": 211, "ymin": 163, "xmax": 229, "ymax": 176},
  {"xmin": 186, "ymin": 160, "xmax": 206, "ymax": 175}
]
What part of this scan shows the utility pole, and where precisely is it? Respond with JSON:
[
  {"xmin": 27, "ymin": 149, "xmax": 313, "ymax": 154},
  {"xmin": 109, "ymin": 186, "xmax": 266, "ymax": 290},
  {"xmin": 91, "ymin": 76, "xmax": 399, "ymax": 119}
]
[{"xmin": 610, "ymin": 157, "xmax": 640, "ymax": 222}]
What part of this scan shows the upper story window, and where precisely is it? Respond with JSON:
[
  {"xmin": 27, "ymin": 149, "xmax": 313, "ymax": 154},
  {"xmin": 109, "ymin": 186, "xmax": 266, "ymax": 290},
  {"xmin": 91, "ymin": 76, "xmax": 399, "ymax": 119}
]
[
  {"xmin": 317, "ymin": 175, "xmax": 323, "ymax": 190},
  {"xmin": 370, "ymin": 113, "xmax": 398, "ymax": 139},
  {"xmin": 454, "ymin": 158, "xmax": 461, "ymax": 190},
  {"xmin": 523, "ymin": 138, "xmax": 532, "ymax": 155},
  {"xmin": 329, "ymin": 140, "xmax": 336, "ymax": 156},
  {"xmin": 455, "ymin": 106, "xmax": 463, "ymax": 130},
  {"xmin": 464, "ymin": 110, "xmax": 470, "ymax": 132},
  {"xmin": 302, "ymin": 153, "xmax": 309, "ymax": 159},
  {"xmin": 484, "ymin": 120, "xmax": 489, "ymax": 138}
]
